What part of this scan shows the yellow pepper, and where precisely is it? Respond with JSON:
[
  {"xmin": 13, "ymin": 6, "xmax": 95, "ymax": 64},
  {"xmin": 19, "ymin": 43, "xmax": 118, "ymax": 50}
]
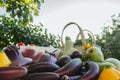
[{"xmin": 0, "ymin": 51, "xmax": 11, "ymax": 67}]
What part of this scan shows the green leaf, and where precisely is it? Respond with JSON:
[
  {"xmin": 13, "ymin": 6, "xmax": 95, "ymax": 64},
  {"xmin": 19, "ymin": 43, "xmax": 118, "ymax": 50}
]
[
  {"xmin": 29, "ymin": 14, "xmax": 33, "ymax": 22},
  {"xmin": 0, "ymin": 3, "xmax": 4, "ymax": 7},
  {"xmin": 34, "ymin": 9, "xmax": 39, "ymax": 16},
  {"xmin": 41, "ymin": 0, "xmax": 44, "ymax": 3}
]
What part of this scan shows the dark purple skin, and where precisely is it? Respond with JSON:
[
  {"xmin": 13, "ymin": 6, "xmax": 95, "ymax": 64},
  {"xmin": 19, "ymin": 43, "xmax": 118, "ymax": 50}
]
[
  {"xmin": 2, "ymin": 45, "xmax": 23, "ymax": 61},
  {"xmin": 69, "ymin": 50, "xmax": 82, "ymax": 59},
  {"xmin": 54, "ymin": 58, "xmax": 82, "ymax": 76},
  {"xmin": 60, "ymin": 75, "xmax": 81, "ymax": 80},
  {"xmin": 28, "ymin": 62, "xmax": 60, "ymax": 73},
  {"xmin": 79, "ymin": 61, "xmax": 99, "ymax": 80},
  {"xmin": 56, "ymin": 55, "xmax": 71, "ymax": 67},
  {"xmin": 21, "ymin": 72, "xmax": 60, "ymax": 80},
  {"xmin": 38, "ymin": 53, "xmax": 57, "ymax": 63},
  {"xmin": 10, "ymin": 57, "xmax": 33, "ymax": 66},
  {"xmin": 0, "ymin": 66, "xmax": 27, "ymax": 80}
]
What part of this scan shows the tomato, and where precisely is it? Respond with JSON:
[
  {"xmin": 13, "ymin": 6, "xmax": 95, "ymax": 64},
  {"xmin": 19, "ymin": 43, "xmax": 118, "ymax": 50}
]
[{"xmin": 18, "ymin": 42, "xmax": 25, "ymax": 46}]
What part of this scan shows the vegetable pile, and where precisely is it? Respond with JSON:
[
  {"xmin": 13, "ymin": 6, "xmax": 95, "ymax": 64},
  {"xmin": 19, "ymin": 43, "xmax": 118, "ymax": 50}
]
[{"xmin": 0, "ymin": 22, "xmax": 120, "ymax": 80}]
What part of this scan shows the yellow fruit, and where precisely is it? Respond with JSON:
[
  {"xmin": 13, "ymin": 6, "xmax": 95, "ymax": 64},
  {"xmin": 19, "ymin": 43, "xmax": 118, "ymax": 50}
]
[
  {"xmin": 98, "ymin": 67, "xmax": 120, "ymax": 80},
  {"xmin": 0, "ymin": 51, "xmax": 11, "ymax": 67}
]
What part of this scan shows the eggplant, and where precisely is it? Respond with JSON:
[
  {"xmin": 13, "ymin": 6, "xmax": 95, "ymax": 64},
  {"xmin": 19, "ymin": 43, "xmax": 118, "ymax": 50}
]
[
  {"xmin": 28, "ymin": 62, "xmax": 60, "ymax": 73},
  {"xmin": 38, "ymin": 53, "xmax": 57, "ymax": 63},
  {"xmin": 46, "ymin": 50, "xmax": 60, "ymax": 59},
  {"xmin": 56, "ymin": 55, "xmax": 71, "ymax": 67},
  {"xmin": 10, "ymin": 57, "xmax": 33, "ymax": 66},
  {"xmin": 54, "ymin": 58, "xmax": 82, "ymax": 76},
  {"xmin": 2, "ymin": 45, "xmax": 23, "ymax": 61},
  {"xmin": 69, "ymin": 50, "xmax": 82, "ymax": 59},
  {"xmin": 79, "ymin": 61, "xmax": 99, "ymax": 80},
  {"xmin": 21, "ymin": 72, "xmax": 60, "ymax": 80},
  {"xmin": 61, "ymin": 75, "xmax": 81, "ymax": 80},
  {"xmin": 0, "ymin": 66, "xmax": 27, "ymax": 80}
]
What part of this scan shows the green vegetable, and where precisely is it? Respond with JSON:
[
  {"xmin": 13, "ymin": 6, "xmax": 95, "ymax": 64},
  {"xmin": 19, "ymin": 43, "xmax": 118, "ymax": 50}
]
[
  {"xmin": 96, "ymin": 61, "xmax": 116, "ymax": 72},
  {"xmin": 60, "ymin": 36, "xmax": 77, "ymax": 57},
  {"xmin": 105, "ymin": 58, "xmax": 120, "ymax": 71},
  {"xmin": 86, "ymin": 47, "xmax": 104, "ymax": 62}
]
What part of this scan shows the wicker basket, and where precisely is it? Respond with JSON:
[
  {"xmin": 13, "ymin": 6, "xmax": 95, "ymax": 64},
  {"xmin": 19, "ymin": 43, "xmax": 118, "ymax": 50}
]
[
  {"xmin": 60, "ymin": 22, "xmax": 96, "ymax": 56},
  {"xmin": 60, "ymin": 22, "xmax": 86, "ymax": 56}
]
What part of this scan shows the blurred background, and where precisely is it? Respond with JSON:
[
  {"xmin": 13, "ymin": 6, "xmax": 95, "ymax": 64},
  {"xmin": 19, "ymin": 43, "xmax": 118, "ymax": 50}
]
[{"xmin": 34, "ymin": 0, "xmax": 120, "ymax": 40}]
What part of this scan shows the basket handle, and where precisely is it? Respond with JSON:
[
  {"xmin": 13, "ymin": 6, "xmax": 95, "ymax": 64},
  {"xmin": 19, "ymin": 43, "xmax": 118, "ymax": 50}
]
[
  {"xmin": 61, "ymin": 22, "xmax": 86, "ymax": 51},
  {"xmin": 76, "ymin": 29, "xmax": 96, "ymax": 46}
]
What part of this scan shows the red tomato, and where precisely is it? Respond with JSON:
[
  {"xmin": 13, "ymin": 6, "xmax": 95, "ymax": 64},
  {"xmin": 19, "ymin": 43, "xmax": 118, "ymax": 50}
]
[{"xmin": 18, "ymin": 42, "xmax": 25, "ymax": 46}]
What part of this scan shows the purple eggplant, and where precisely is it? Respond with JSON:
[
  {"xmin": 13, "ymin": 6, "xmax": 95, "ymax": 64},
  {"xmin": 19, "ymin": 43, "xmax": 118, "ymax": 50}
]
[
  {"xmin": 54, "ymin": 58, "xmax": 82, "ymax": 76},
  {"xmin": 2, "ymin": 45, "xmax": 23, "ymax": 61},
  {"xmin": 21, "ymin": 72, "xmax": 60, "ymax": 80},
  {"xmin": 38, "ymin": 53, "xmax": 57, "ymax": 63},
  {"xmin": 0, "ymin": 66, "xmax": 27, "ymax": 80},
  {"xmin": 79, "ymin": 61, "xmax": 99, "ymax": 80},
  {"xmin": 69, "ymin": 50, "xmax": 82, "ymax": 59},
  {"xmin": 28, "ymin": 62, "xmax": 60, "ymax": 73},
  {"xmin": 61, "ymin": 75, "xmax": 81, "ymax": 80},
  {"xmin": 56, "ymin": 55, "xmax": 71, "ymax": 67},
  {"xmin": 10, "ymin": 57, "xmax": 33, "ymax": 66}
]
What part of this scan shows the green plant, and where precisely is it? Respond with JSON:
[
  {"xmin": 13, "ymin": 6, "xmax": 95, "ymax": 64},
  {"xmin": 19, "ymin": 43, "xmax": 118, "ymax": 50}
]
[
  {"xmin": 0, "ymin": 0, "xmax": 60, "ymax": 49},
  {"xmin": 96, "ymin": 13, "xmax": 120, "ymax": 59},
  {"xmin": 0, "ymin": 0, "xmax": 44, "ymax": 25},
  {"xmin": 0, "ymin": 16, "xmax": 60, "ymax": 48}
]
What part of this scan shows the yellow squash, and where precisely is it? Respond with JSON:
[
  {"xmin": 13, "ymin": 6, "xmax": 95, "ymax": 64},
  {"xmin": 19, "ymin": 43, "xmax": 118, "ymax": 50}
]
[
  {"xmin": 98, "ymin": 67, "xmax": 120, "ymax": 80},
  {"xmin": 0, "ymin": 51, "xmax": 11, "ymax": 67}
]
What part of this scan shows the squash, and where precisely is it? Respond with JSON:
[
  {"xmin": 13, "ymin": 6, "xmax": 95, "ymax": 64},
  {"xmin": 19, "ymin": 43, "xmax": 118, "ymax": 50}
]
[
  {"xmin": 85, "ymin": 47, "xmax": 104, "ymax": 62},
  {"xmin": 96, "ymin": 61, "xmax": 116, "ymax": 72},
  {"xmin": 105, "ymin": 58, "xmax": 120, "ymax": 71},
  {"xmin": 0, "ymin": 51, "xmax": 11, "ymax": 67},
  {"xmin": 98, "ymin": 67, "xmax": 120, "ymax": 80},
  {"xmin": 60, "ymin": 36, "xmax": 77, "ymax": 57}
]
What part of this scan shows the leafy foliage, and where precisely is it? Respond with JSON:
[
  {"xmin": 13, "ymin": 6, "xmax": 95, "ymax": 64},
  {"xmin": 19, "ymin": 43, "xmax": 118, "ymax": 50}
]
[
  {"xmin": 0, "ymin": 0, "xmax": 60, "ymax": 49},
  {"xmin": 96, "ymin": 14, "xmax": 120, "ymax": 59},
  {"xmin": 0, "ymin": 16, "xmax": 60, "ymax": 48},
  {"xmin": 0, "ymin": 0, "xmax": 44, "ymax": 25}
]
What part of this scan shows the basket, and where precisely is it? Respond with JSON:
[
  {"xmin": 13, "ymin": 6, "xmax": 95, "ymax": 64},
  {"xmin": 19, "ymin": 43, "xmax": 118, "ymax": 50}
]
[
  {"xmin": 60, "ymin": 22, "xmax": 96, "ymax": 56},
  {"xmin": 76, "ymin": 29, "xmax": 96, "ymax": 50},
  {"xmin": 60, "ymin": 22, "xmax": 86, "ymax": 56}
]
